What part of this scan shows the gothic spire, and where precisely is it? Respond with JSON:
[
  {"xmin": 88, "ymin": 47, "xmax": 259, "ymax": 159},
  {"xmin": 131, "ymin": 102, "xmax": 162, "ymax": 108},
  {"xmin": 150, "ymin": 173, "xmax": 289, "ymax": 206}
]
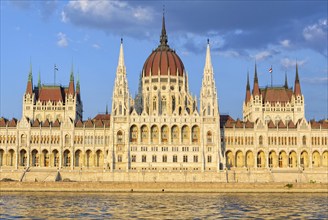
[
  {"xmin": 70, "ymin": 63, "xmax": 74, "ymax": 81},
  {"xmin": 118, "ymin": 38, "xmax": 125, "ymax": 68},
  {"xmin": 252, "ymin": 62, "xmax": 260, "ymax": 96},
  {"xmin": 294, "ymin": 62, "xmax": 301, "ymax": 96},
  {"xmin": 284, "ymin": 72, "xmax": 288, "ymax": 89},
  {"xmin": 26, "ymin": 64, "xmax": 33, "ymax": 94},
  {"xmin": 205, "ymin": 38, "xmax": 213, "ymax": 70},
  {"xmin": 38, "ymin": 71, "xmax": 41, "ymax": 88},
  {"xmin": 245, "ymin": 71, "xmax": 251, "ymax": 103},
  {"xmin": 160, "ymin": 12, "xmax": 168, "ymax": 46}
]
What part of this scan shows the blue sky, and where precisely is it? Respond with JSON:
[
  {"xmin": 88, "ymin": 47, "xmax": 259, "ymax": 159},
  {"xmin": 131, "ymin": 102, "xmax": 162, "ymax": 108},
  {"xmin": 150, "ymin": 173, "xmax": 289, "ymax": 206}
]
[{"xmin": 1, "ymin": 0, "xmax": 327, "ymax": 120}]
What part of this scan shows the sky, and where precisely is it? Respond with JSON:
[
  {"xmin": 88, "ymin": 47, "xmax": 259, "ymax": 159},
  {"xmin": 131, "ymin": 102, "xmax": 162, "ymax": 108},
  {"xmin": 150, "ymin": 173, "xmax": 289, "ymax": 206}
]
[{"xmin": 0, "ymin": 0, "xmax": 327, "ymax": 121}]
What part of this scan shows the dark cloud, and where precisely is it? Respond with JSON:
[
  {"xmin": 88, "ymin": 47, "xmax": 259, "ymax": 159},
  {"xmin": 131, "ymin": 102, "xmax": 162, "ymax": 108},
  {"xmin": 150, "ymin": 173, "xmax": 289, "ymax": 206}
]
[{"xmin": 60, "ymin": 1, "xmax": 327, "ymax": 56}]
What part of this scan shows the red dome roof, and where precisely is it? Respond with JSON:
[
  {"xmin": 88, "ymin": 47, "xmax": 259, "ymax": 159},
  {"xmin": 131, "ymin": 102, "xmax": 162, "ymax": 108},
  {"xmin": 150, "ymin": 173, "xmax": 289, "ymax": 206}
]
[
  {"xmin": 142, "ymin": 15, "xmax": 185, "ymax": 77},
  {"xmin": 142, "ymin": 48, "xmax": 185, "ymax": 77}
]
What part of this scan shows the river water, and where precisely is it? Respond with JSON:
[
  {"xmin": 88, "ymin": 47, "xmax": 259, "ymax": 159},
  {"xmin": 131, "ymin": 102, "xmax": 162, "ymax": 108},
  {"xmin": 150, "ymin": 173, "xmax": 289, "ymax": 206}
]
[{"xmin": 0, "ymin": 192, "xmax": 327, "ymax": 219}]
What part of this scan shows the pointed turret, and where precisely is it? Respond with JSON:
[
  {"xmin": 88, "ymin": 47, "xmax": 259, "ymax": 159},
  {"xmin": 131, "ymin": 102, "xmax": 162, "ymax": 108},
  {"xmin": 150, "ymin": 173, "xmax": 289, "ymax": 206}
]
[
  {"xmin": 252, "ymin": 63, "xmax": 260, "ymax": 96},
  {"xmin": 200, "ymin": 39, "xmax": 219, "ymax": 117},
  {"xmin": 38, "ymin": 71, "xmax": 41, "ymax": 88},
  {"xmin": 68, "ymin": 64, "xmax": 75, "ymax": 95},
  {"xmin": 111, "ymin": 38, "xmax": 129, "ymax": 116},
  {"xmin": 25, "ymin": 64, "xmax": 33, "ymax": 94},
  {"xmin": 245, "ymin": 72, "xmax": 251, "ymax": 103},
  {"xmin": 284, "ymin": 72, "xmax": 288, "ymax": 89},
  {"xmin": 118, "ymin": 38, "xmax": 125, "ymax": 68},
  {"xmin": 76, "ymin": 75, "xmax": 80, "ymax": 94},
  {"xmin": 204, "ymin": 38, "xmax": 213, "ymax": 71},
  {"xmin": 294, "ymin": 63, "xmax": 301, "ymax": 96}
]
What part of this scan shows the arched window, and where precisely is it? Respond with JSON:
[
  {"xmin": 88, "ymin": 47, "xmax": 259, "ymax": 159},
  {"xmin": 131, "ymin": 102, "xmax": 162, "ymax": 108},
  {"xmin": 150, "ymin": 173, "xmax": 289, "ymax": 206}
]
[
  {"xmin": 142, "ymin": 155, "xmax": 147, "ymax": 163},
  {"xmin": 21, "ymin": 134, "xmax": 27, "ymax": 146},
  {"xmin": 207, "ymin": 104, "xmax": 211, "ymax": 116},
  {"xmin": 192, "ymin": 126, "xmax": 199, "ymax": 143},
  {"xmin": 141, "ymin": 125, "xmax": 148, "ymax": 143},
  {"xmin": 130, "ymin": 126, "xmax": 138, "ymax": 143},
  {"xmin": 117, "ymin": 131, "xmax": 123, "ymax": 143},
  {"xmin": 65, "ymin": 134, "xmax": 70, "ymax": 147}
]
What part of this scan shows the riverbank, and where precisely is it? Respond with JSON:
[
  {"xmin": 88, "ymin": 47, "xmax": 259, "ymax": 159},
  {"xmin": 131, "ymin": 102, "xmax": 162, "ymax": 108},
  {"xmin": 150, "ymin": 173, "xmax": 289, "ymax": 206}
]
[{"xmin": 1, "ymin": 182, "xmax": 327, "ymax": 193}]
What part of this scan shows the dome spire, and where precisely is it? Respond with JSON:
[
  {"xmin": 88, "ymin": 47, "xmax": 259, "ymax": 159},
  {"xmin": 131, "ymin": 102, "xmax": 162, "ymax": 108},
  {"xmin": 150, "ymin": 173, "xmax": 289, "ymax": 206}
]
[{"xmin": 159, "ymin": 8, "xmax": 168, "ymax": 48}]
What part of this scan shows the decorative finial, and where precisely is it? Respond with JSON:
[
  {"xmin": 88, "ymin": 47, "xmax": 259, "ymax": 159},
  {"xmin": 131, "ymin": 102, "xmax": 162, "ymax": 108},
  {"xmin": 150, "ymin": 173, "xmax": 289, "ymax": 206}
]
[
  {"xmin": 121, "ymin": 38, "xmax": 123, "ymax": 44},
  {"xmin": 207, "ymin": 38, "xmax": 210, "ymax": 44}
]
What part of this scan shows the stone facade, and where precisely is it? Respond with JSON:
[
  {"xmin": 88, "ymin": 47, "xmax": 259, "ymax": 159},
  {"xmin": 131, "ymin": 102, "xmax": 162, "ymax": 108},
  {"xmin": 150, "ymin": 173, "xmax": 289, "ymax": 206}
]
[{"xmin": 0, "ymin": 16, "xmax": 327, "ymax": 180}]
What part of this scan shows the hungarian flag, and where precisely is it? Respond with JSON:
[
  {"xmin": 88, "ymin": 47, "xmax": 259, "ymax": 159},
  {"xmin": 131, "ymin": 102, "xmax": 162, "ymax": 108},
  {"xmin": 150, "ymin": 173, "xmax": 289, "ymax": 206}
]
[{"xmin": 269, "ymin": 66, "xmax": 272, "ymax": 73}]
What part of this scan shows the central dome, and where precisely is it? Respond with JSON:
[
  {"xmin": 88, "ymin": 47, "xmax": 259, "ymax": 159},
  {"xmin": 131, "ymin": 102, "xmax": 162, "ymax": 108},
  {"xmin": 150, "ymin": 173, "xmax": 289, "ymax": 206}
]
[{"xmin": 142, "ymin": 15, "xmax": 185, "ymax": 77}]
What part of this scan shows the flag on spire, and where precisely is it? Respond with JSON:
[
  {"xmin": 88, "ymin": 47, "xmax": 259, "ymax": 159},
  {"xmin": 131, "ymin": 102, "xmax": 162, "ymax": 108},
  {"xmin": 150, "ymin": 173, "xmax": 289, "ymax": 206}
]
[{"xmin": 269, "ymin": 66, "xmax": 272, "ymax": 73}]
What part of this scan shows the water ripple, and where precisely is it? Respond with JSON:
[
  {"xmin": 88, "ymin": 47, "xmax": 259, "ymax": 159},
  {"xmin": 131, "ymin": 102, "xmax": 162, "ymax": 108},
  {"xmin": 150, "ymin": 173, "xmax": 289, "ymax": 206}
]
[{"xmin": 0, "ymin": 192, "xmax": 327, "ymax": 219}]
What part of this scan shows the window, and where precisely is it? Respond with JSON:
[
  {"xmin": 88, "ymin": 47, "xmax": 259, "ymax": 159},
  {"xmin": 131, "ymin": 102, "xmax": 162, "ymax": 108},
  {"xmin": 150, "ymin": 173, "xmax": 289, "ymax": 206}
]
[
  {"xmin": 161, "ymin": 96, "xmax": 167, "ymax": 113},
  {"xmin": 259, "ymin": 135, "xmax": 263, "ymax": 145},
  {"xmin": 302, "ymin": 135, "xmax": 306, "ymax": 145},
  {"xmin": 193, "ymin": 155, "xmax": 198, "ymax": 163},
  {"xmin": 207, "ymin": 131, "xmax": 212, "ymax": 144},
  {"xmin": 173, "ymin": 155, "xmax": 178, "ymax": 163},
  {"xmin": 153, "ymin": 97, "xmax": 157, "ymax": 111},
  {"xmin": 117, "ymin": 155, "xmax": 122, "ymax": 162},
  {"xmin": 131, "ymin": 155, "xmax": 136, "ymax": 162},
  {"xmin": 162, "ymin": 155, "xmax": 167, "ymax": 163},
  {"xmin": 142, "ymin": 155, "xmax": 147, "ymax": 163},
  {"xmin": 152, "ymin": 155, "xmax": 157, "ymax": 162},
  {"xmin": 183, "ymin": 155, "xmax": 188, "ymax": 163},
  {"xmin": 207, "ymin": 155, "xmax": 212, "ymax": 163},
  {"xmin": 117, "ymin": 131, "xmax": 123, "ymax": 143}
]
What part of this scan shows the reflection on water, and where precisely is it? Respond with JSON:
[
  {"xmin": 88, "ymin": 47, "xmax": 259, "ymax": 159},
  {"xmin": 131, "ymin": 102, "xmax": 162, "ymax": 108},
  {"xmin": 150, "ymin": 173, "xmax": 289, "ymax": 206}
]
[{"xmin": 0, "ymin": 192, "xmax": 327, "ymax": 219}]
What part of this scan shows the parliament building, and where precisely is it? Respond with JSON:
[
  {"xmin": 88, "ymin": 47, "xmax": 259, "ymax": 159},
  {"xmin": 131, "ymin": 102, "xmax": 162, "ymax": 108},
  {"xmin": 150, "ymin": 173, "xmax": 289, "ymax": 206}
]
[{"xmin": 0, "ymin": 16, "xmax": 327, "ymax": 179}]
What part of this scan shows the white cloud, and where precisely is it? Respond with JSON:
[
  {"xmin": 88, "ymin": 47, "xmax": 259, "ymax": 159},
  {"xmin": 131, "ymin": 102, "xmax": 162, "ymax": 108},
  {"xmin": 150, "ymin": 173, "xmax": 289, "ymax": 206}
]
[
  {"xmin": 280, "ymin": 39, "xmax": 290, "ymax": 47},
  {"xmin": 92, "ymin": 43, "xmax": 100, "ymax": 49},
  {"xmin": 64, "ymin": 1, "xmax": 154, "ymax": 24},
  {"xmin": 253, "ymin": 50, "xmax": 271, "ymax": 61},
  {"xmin": 302, "ymin": 77, "xmax": 328, "ymax": 85},
  {"xmin": 281, "ymin": 58, "xmax": 306, "ymax": 69},
  {"xmin": 57, "ymin": 32, "xmax": 68, "ymax": 47},
  {"xmin": 303, "ymin": 19, "xmax": 327, "ymax": 41},
  {"xmin": 61, "ymin": 11, "xmax": 68, "ymax": 23}
]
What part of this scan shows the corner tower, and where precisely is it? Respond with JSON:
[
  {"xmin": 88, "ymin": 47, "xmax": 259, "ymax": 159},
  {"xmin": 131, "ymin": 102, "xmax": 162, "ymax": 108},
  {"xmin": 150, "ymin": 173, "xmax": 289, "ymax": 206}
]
[{"xmin": 200, "ymin": 40, "xmax": 222, "ymax": 171}]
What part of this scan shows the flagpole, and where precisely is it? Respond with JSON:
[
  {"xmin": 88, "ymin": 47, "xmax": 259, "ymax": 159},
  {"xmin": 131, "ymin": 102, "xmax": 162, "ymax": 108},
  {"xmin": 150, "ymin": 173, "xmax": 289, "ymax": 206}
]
[{"xmin": 270, "ymin": 65, "xmax": 273, "ymax": 87}]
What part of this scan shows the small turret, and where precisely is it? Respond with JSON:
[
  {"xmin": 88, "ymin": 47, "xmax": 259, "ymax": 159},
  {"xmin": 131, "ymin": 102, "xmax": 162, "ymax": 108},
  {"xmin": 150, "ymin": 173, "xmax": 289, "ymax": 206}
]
[
  {"xmin": 245, "ymin": 72, "xmax": 251, "ymax": 103},
  {"xmin": 25, "ymin": 64, "xmax": 33, "ymax": 94},
  {"xmin": 252, "ymin": 63, "xmax": 260, "ymax": 96},
  {"xmin": 294, "ymin": 63, "xmax": 301, "ymax": 96},
  {"xmin": 284, "ymin": 72, "xmax": 288, "ymax": 89},
  {"xmin": 68, "ymin": 64, "xmax": 75, "ymax": 95}
]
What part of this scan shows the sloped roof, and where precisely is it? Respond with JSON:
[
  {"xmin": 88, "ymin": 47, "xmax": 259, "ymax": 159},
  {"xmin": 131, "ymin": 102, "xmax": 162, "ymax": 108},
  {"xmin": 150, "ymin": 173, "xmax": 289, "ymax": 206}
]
[
  {"xmin": 32, "ymin": 119, "xmax": 41, "ymax": 127},
  {"xmin": 85, "ymin": 119, "xmax": 93, "ymax": 128},
  {"xmin": 267, "ymin": 120, "xmax": 275, "ymax": 129},
  {"xmin": 8, "ymin": 118, "xmax": 17, "ymax": 127},
  {"xmin": 245, "ymin": 120, "xmax": 254, "ymax": 128},
  {"xmin": 235, "ymin": 119, "xmax": 243, "ymax": 128},
  {"xmin": 287, "ymin": 120, "xmax": 296, "ymax": 128},
  {"xmin": 42, "ymin": 119, "xmax": 50, "ymax": 127},
  {"xmin": 261, "ymin": 87, "xmax": 293, "ymax": 104},
  {"xmin": 93, "ymin": 114, "xmax": 110, "ymax": 121},
  {"xmin": 94, "ymin": 120, "xmax": 104, "ymax": 128},
  {"xmin": 310, "ymin": 120, "xmax": 321, "ymax": 129},
  {"xmin": 0, "ymin": 117, "xmax": 8, "ymax": 127},
  {"xmin": 53, "ymin": 119, "xmax": 60, "ymax": 127},
  {"xmin": 75, "ymin": 119, "xmax": 83, "ymax": 128},
  {"xmin": 38, "ymin": 86, "xmax": 66, "ymax": 103},
  {"xmin": 277, "ymin": 120, "xmax": 286, "ymax": 128}
]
